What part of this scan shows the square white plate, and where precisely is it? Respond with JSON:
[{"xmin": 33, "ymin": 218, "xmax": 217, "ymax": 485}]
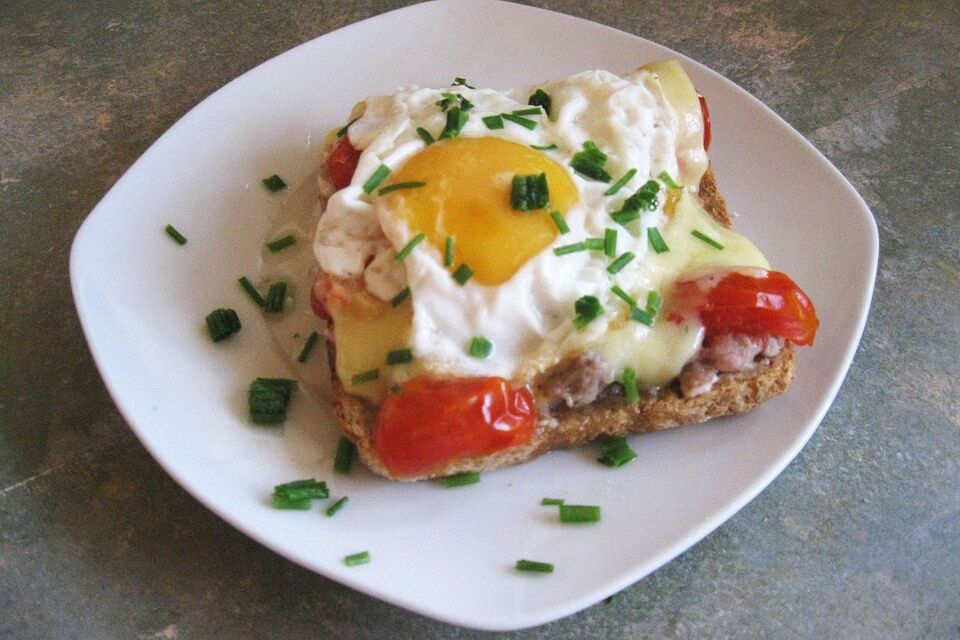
[{"xmin": 70, "ymin": 0, "xmax": 878, "ymax": 631}]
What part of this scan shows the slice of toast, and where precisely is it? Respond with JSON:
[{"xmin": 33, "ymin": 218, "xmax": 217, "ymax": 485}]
[{"xmin": 326, "ymin": 167, "xmax": 795, "ymax": 480}]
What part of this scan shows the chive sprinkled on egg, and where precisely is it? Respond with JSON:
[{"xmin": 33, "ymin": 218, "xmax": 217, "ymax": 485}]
[
  {"xmin": 604, "ymin": 228, "xmax": 617, "ymax": 257},
  {"xmin": 263, "ymin": 281, "xmax": 288, "ymax": 313},
  {"xmin": 205, "ymin": 308, "xmax": 241, "ymax": 342},
  {"xmin": 362, "ymin": 165, "xmax": 391, "ymax": 194},
  {"xmin": 516, "ymin": 559, "xmax": 554, "ymax": 573},
  {"xmin": 598, "ymin": 436, "xmax": 637, "ymax": 467},
  {"xmin": 573, "ymin": 295, "xmax": 603, "ymax": 330},
  {"xmin": 527, "ymin": 88, "xmax": 552, "ymax": 117},
  {"xmin": 351, "ymin": 369, "xmax": 379, "ymax": 385},
  {"xmin": 511, "ymin": 173, "xmax": 550, "ymax": 211},
  {"xmin": 647, "ymin": 227, "xmax": 670, "ymax": 253},
  {"xmin": 554, "ymin": 242, "xmax": 587, "ymax": 256},
  {"xmin": 444, "ymin": 235, "xmax": 455, "ymax": 267},
  {"xmin": 549, "ymin": 211, "xmax": 570, "ymax": 234},
  {"xmin": 416, "ymin": 127, "xmax": 435, "ymax": 145},
  {"xmin": 511, "ymin": 107, "xmax": 542, "ymax": 117},
  {"xmin": 607, "ymin": 252, "xmax": 635, "ymax": 274},
  {"xmin": 657, "ymin": 170, "xmax": 683, "ymax": 190},
  {"xmin": 621, "ymin": 368, "xmax": 640, "ymax": 405},
  {"xmin": 394, "ymin": 233, "xmax": 426, "ymax": 262},
  {"xmin": 378, "ymin": 181, "xmax": 426, "ymax": 195},
  {"xmin": 333, "ymin": 436, "xmax": 356, "ymax": 475},
  {"xmin": 439, "ymin": 107, "xmax": 469, "ymax": 139},
  {"xmin": 605, "ymin": 168, "xmax": 638, "ymax": 196},
  {"xmin": 262, "ymin": 174, "xmax": 287, "ymax": 193},
  {"xmin": 386, "ymin": 348, "xmax": 413, "ymax": 365},
  {"xmin": 691, "ymin": 230, "xmax": 724, "ymax": 250},
  {"xmin": 611, "ymin": 285, "xmax": 635, "ymax": 307},
  {"xmin": 482, "ymin": 114, "xmax": 504, "ymax": 129},
  {"xmin": 452, "ymin": 263, "xmax": 474, "ymax": 285}
]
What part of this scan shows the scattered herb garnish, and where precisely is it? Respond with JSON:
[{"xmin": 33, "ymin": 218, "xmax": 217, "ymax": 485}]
[
  {"xmin": 657, "ymin": 170, "xmax": 683, "ymax": 190},
  {"xmin": 511, "ymin": 107, "xmax": 542, "ymax": 117},
  {"xmin": 603, "ymin": 228, "xmax": 617, "ymax": 258},
  {"xmin": 362, "ymin": 165, "xmax": 391, "ymax": 194},
  {"xmin": 511, "ymin": 173, "xmax": 550, "ymax": 211},
  {"xmin": 440, "ymin": 106, "xmax": 469, "ymax": 139},
  {"xmin": 516, "ymin": 559, "xmax": 554, "ymax": 573},
  {"xmin": 646, "ymin": 291, "xmax": 663, "ymax": 315},
  {"xmin": 611, "ymin": 285, "xmax": 635, "ymax": 308},
  {"xmin": 482, "ymin": 115, "xmax": 505, "ymax": 130},
  {"xmin": 263, "ymin": 281, "xmax": 287, "ymax": 313},
  {"xmin": 573, "ymin": 295, "xmax": 603, "ymax": 330},
  {"xmin": 606, "ymin": 252, "xmax": 635, "ymax": 274},
  {"xmin": 416, "ymin": 127, "xmax": 435, "ymax": 145},
  {"xmin": 205, "ymin": 308, "xmax": 241, "ymax": 342},
  {"xmin": 452, "ymin": 76, "xmax": 475, "ymax": 89},
  {"xmin": 468, "ymin": 336, "xmax": 493, "ymax": 359},
  {"xmin": 554, "ymin": 242, "xmax": 587, "ymax": 256},
  {"xmin": 647, "ymin": 227, "xmax": 670, "ymax": 253},
  {"xmin": 549, "ymin": 211, "xmax": 570, "ymax": 234},
  {"xmin": 691, "ymin": 229, "xmax": 725, "ymax": 250},
  {"xmin": 501, "ymin": 113, "xmax": 537, "ymax": 130},
  {"xmin": 262, "ymin": 174, "xmax": 287, "ymax": 193},
  {"xmin": 297, "ymin": 331, "xmax": 320, "ymax": 363},
  {"xmin": 570, "ymin": 140, "xmax": 612, "ymax": 182},
  {"xmin": 249, "ymin": 377, "xmax": 296, "ymax": 425},
  {"xmin": 530, "ymin": 143, "xmax": 558, "ymax": 151},
  {"xmin": 631, "ymin": 305, "xmax": 654, "ymax": 326},
  {"xmin": 444, "ymin": 235, "xmax": 455, "ymax": 267},
  {"xmin": 378, "ymin": 181, "xmax": 426, "ymax": 195},
  {"xmin": 452, "ymin": 263, "xmax": 474, "ymax": 285},
  {"xmin": 442, "ymin": 472, "xmax": 481, "ymax": 487},
  {"xmin": 272, "ymin": 478, "xmax": 328, "ymax": 509},
  {"xmin": 541, "ymin": 498, "xmax": 564, "ymax": 506},
  {"xmin": 336, "ymin": 117, "xmax": 359, "ymax": 137},
  {"xmin": 351, "ymin": 369, "xmax": 379, "ymax": 385},
  {"xmin": 265, "ymin": 234, "xmax": 297, "ymax": 253},
  {"xmin": 164, "ymin": 224, "xmax": 187, "ymax": 245},
  {"xmin": 604, "ymin": 168, "xmax": 638, "ymax": 196},
  {"xmin": 528, "ymin": 88, "xmax": 552, "ymax": 117}
]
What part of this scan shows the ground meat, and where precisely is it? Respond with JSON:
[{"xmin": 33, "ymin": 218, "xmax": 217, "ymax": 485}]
[
  {"xmin": 535, "ymin": 351, "xmax": 615, "ymax": 410},
  {"xmin": 679, "ymin": 334, "xmax": 785, "ymax": 397}
]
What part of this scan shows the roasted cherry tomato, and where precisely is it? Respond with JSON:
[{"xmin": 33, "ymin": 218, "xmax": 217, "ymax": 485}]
[
  {"xmin": 327, "ymin": 135, "xmax": 361, "ymax": 190},
  {"xmin": 698, "ymin": 93, "xmax": 711, "ymax": 151},
  {"xmin": 672, "ymin": 270, "xmax": 818, "ymax": 346},
  {"xmin": 375, "ymin": 377, "xmax": 536, "ymax": 478}
]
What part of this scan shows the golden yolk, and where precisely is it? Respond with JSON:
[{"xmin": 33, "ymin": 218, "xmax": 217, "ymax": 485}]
[{"xmin": 380, "ymin": 136, "xmax": 579, "ymax": 285}]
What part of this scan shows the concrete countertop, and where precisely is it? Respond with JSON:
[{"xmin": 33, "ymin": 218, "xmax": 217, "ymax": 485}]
[{"xmin": 2, "ymin": 1, "xmax": 958, "ymax": 637}]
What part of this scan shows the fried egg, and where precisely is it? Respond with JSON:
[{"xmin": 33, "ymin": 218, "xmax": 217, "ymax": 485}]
[{"xmin": 314, "ymin": 62, "xmax": 769, "ymax": 402}]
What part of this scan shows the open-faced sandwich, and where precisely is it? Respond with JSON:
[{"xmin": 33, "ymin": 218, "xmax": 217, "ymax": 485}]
[{"xmin": 310, "ymin": 60, "xmax": 818, "ymax": 481}]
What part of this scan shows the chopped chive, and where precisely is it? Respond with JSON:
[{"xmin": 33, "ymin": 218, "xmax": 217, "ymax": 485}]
[
  {"xmin": 394, "ymin": 233, "xmax": 426, "ymax": 262},
  {"xmin": 273, "ymin": 478, "xmax": 328, "ymax": 501},
  {"xmin": 598, "ymin": 436, "xmax": 637, "ymax": 467},
  {"xmin": 205, "ymin": 308, "xmax": 241, "ymax": 342},
  {"xmin": 511, "ymin": 107, "xmax": 542, "ymax": 116},
  {"xmin": 631, "ymin": 305, "xmax": 654, "ymax": 326},
  {"xmin": 296, "ymin": 331, "xmax": 320, "ymax": 363},
  {"xmin": 553, "ymin": 242, "xmax": 587, "ymax": 256},
  {"xmin": 336, "ymin": 117, "xmax": 359, "ymax": 137},
  {"xmin": 482, "ymin": 114, "xmax": 504, "ymax": 129},
  {"xmin": 263, "ymin": 281, "xmax": 288, "ymax": 313},
  {"xmin": 622, "ymin": 368, "xmax": 639, "ymax": 405},
  {"xmin": 458, "ymin": 95, "xmax": 475, "ymax": 112},
  {"xmin": 265, "ymin": 234, "xmax": 297, "ymax": 252},
  {"xmin": 442, "ymin": 472, "xmax": 480, "ymax": 487},
  {"xmin": 541, "ymin": 498, "xmax": 564, "ymax": 506},
  {"xmin": 531, "ymin": 144, "xmax": 558, "ymax": 151},
  {"xmin": 249, "ymin": 378, "xmax": 296, "ymax": 425},
  {"xmin": 573, "ymin": 295, "xmax": 603, "ymax": 330},
  {"xmin": 528, "ymin": 88, "xmax": 552, "ymax": 117},
  {"xmin": 444, "ymin": 235, "xmax": 455, "ymax": 267},
  {"xmin": 646, "ymin": 291, "xmax": 663, "ymax": 315},
  {"xmin": 570, "ymin": 157, "xmax": 612, "ymax": 182},
  {"xmin": 501, "ymin": 113, "xmax": 537, "ymax": 130},
  {"xmin": 511, "ymin": 173, "xmax": 550, "ymax": 211},
  {"xmin": 362, "ymin": 165, "xmax": 391, "ymax": 194},
  {"xmin": 549, "ymin": 211, "xmax": 570, "ymax": 234},
  {"xmin": 262, "ymin": 174, "xmax": 287, "ymax": 193},
  {"xmin": 657, "ymin": 170, "xmax": 683, "ymax": 190},
  {"xmin": 238, "ymin": 276, "xmax": 266, "ymax": 307},
  {"xmin": 333, "ymin": 436, "xmax": 356, "ymax": 475},
  {"xmin": 558, "ymin": 504, "xmax": 601, "ymax": 523},
  {"xmin": 440, "ymin": 106, "xmax": 469, "ymax": 139},
  {"xmin": 468, "ymin": 336, "xmax": 493, "ymax": 359},
  {"xmin": 604, "ymin": 168, "xmax": 638, "ymax": 196},
  {"xmin": 691, "ymin": 230, "xmax": 725, "ymax": 250},
  {"xmin": 516, "ymin": 559, "xmax": 554, "ymax": 573},
  {"xmin": 435, "ymin": 91, "xmax": 457, "ymax": 111},
  {"xmin": 351, "ymin": 368, "xmax": 379, "ymax": 385},
  {"xmin": 272, "ymin": 494, "xmax": 311, "ymax": 510},
  {"xmin": 452, "ymin": 76, "xmax": 475, "ymax": 89},
  {"xmin": 344, "ymin": 551, "xmax": 370, "ymax": 566},
  {"xmin": 583, "ymin": 238, "xmax": 604, "ymax": 251},
  {"xmin": 416, "ymin": 127, "xmax": 435, "ymax": 145},
  {"xmin": 610, "ymin": 209, "xmax": 641, "ymax": 225},
  {"xmin": 390, "ymin": 287, "xmax": 411, "ymax": 307},
  {"xmin": 603, "ymin": 228, "xmax": 617, "ymax": 258},
  {"xmin": 647, "ymin": 227, "xmax": 670, "ymax": 253},
  {"xmin": 378, "ymin": 181, "xmax": 426, "ymax": 195},
  {"xmin": 452, "ymin": 263, "xmax": 473, "ymax": 285},
  {"xmin": 610, "ymin": 285, "xmax": 635, "ymax": 307},
  {"xmin": 164, "ymin": 224, "xmax": 187, "ymax": 245},
  {"xmin": 581, "ymin": 140, "xmax": 607, "ymax": 163},
  {"xmin": 607, "ymin": 252, "xmax": 635, "ymax": 274},
  {"xmin": 386, "ymin": 348, "xmax": 413, "ymax": 365},
  {"xmin": 325, "ymin": 496, "xmax": 349, "ymax": 517}
]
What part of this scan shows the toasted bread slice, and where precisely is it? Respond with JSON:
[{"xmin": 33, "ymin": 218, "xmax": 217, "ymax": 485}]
[{"xmin": 326, "ymin": 167, "xmax": 796, "ymax": 480}]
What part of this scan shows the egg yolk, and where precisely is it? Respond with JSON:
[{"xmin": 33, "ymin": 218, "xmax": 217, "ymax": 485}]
[{"xmin": 380, "ymin": 136, "xmax": 579, "ymax": 285}]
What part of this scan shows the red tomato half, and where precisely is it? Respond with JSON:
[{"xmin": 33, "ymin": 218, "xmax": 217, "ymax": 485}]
[
  {"xmin": 673, "ymin": 270, "xmax": 819, "ymax": 346},
  {"xmin": 375, "ymin": 377, "xmax": 537, "ymax": 478},
  {"xmin": 327, "ymin": 135, "xmax": 361, "ymax": 190},
  {"xmin": 699, "ymin": 93, "xmax": 711, "ymax": 151}
]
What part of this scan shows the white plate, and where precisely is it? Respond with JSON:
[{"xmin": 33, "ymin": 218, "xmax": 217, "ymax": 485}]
[{"xmin": 70, "ymin": 0, "xmax": 878, "ymax": 631}]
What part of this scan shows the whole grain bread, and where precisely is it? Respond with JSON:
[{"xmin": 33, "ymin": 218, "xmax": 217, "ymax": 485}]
[{"xmin": 327, "ymin": 167, "xmax": 796, "ymax": 480}]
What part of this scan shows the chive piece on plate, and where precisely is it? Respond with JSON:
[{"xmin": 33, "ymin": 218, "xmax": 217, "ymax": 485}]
[
  {"xmin": 584, "ymin": 238, "xmax": 605, "ymax": 252},
  {"xmin": 386, "ymin": 348, "xmax": 413, "ymax": 365},
  {"xmin": 263, "ymin": 281, "xmax": 287, "ymax": 313},
  {"xmin": 598, "ymin": 435, "xmax": 637, "ymax": 467},
  {"xmin": 325, "ymin": 496, "xmax": 349, "ymax": 517},
  {"xmin": 511, "ymin": 173, "xmax": 550, "ymax": 211},
  {"xmin": 351, "ymin": 368, "xmax": 379, "ymax": 385},
  {"xmin": 271, "ymin": 494, "xmax": 311, "ymax": 510},
  {"xmin": 452, "ymin": 263, "xmax": 473, "ymax": 285},
  {"xmin": 647, "ymin": 227, "xmax": 670, "ymax": 253},
  {"xmin": 442, "ymin": 472, "xmax": 480, "ymax": 487},
  {"xmin": 622, "ymin": 368, "xmax": 640, "ymax": 405},
  {"xmin": 334, "ymin": 436, "xmax": 356, "ymax": 475},
  {"xmin": 511, "ymin": 107, "xmax": 543, "ymax": 116},
  {"xmin": 249, "ymin": 378, "xmax": 297, "ymax": 425},
  {"xmin": 541, "ymin": 498, "xmax": 564, "ymax": 506},
  {"xmin": 164, "ymin": 224, "xmax": 187, "ymax": 245},
  {"xmin": 379, "ymin": 181, "xmax": 426, "ymax": 195},
  {"xmin": 238, "ymin": 276, "xmax": 266, "ymax": 307},
  {"xmin": 439, "ymin": 106, "xmax": 469, "ymax": 139},
  {"xmin": 205, "ymin": 308, "xmax": 241, "ymax": 342},
  {"xmin": 549, "ymin": 211, "xmax": 570, "ymax": 234},
  {"xmin": 607, "ymin": 252, "xmax": 635, "ymax": 274},
  {"xmin": 516, "ymin": 559, "xmax": 554, "ymax": 573},
  {"xmin": 265, "ymin": 234, "xmax": 297, "ymax": 253},
  {"xmin": 611, "ymin": 285, "xmax": 635, "ymax": 308},
  {"xmin": 394, "ymin": 233, "xmax": 426, "ymax": 262},
  {"xmin": 558, "ymin": 504, "xmax": 601, "ymax": 523},
  {"xmin": 691, "ymin": 229, "xmax": 725, "ymax": 250},
  {"xmin": 604, "ymin": 168, "xmax": 638, "ymax": 196},
  {"xmin": 610, "ymin": 209, "xmax": 641, "ymax": 226},
  {"xmin": 390, "ymin": 287, "xmax": 411, "ymax": 307},
  {"xmin": 296, "ymin": 331, "xmax": 320, "ymax": 363},
  {"xmin": 631, "ymin": 305, "xmax": 654, "ymax": 326},
  {"xmin": 273, "ymin": 478, "xmax": 329, "ymax": 501},
  {"xmin": 262, "ymin": 174, "xmax": 287, "ymax": 193},
  {"xmin": 362, "ymin": 164, "xmax": 391, "ymax": 194},
  {"xmin": 530, "ymin": 143, "xmax": 558, "ymax": 151},
  {"xmin": 344, "ymin": 551, "xmax": 370, "ymax": 566},
  {"xmin": 657, "ymin": 170, "xmax": 683, "ymax": 190},
  {"xmin": 416, "ymin": 127, "xmax": 435, "ymax": 145},
  {"xmin": 573, "ymin": 295, "xmax": 603, "ymax": 331},
  {"xmin": 646, "ymin": 291, "xmax": 663, "ymax": 315},
  {"xmin": 468, "ymin": 336, "xmax": 493, "ymax": 359}
]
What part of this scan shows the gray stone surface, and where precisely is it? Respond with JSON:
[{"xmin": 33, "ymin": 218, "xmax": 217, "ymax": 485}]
[{"xmin": 2, "ymin": 0, "xmax": 958, "ymax": 637}]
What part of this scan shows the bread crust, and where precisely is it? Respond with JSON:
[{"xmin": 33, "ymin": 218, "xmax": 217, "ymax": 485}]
[{"xmin": 325, "ymin": 166, "xmax": 798, "ymax": 480}]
